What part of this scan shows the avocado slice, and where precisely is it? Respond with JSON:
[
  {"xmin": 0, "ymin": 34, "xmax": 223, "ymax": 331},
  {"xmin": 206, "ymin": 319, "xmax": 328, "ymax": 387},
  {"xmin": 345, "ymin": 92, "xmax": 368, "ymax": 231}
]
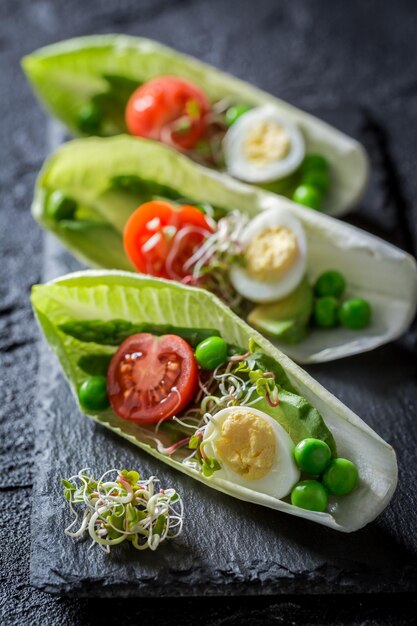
[
  {"xmin": 247, "ymin": 277, "xmax": 313, "ymax": 344},
  {"xmin": 256, "ymin": 392, "xmax": 336, "ymax": 456}
]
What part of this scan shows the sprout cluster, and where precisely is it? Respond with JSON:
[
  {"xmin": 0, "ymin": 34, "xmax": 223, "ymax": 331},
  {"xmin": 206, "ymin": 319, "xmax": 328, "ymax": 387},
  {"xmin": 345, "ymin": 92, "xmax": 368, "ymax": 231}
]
[{"xmin": 62, "ymin": 468, "xmax": 183, "ymax": 553}]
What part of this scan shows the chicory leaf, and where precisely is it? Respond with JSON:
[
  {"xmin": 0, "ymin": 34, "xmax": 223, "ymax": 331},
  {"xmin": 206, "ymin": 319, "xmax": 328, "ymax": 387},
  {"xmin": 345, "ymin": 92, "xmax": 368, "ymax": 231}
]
[
  {"xmin": 22, "ymin": 34, "xmax": 369, "ymax": 216},
  {"xmin": 31, "ymin": 270, "xmax": 398, "ymax": 532}
]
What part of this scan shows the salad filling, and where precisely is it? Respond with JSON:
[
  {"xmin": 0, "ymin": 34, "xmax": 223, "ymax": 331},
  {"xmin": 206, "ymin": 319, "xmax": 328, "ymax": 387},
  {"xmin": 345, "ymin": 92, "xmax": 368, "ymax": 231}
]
[
  {"xmin": 121, "ymin": 201, "xmax": 372, "ymax": 341},
  {"xmin": 57, "ymin": 316, "xmax": 359, "ymax": 515}
]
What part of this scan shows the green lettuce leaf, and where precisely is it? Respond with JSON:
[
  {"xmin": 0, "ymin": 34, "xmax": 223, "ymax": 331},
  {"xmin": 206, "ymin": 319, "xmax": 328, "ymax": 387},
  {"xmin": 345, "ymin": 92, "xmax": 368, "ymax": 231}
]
[
  {"xmin": 31, "ymin": 269, "xmax": 398, "ymax": 532},
  {"xmin": 22, "ymin": 34, "xmax": 369, "ymax": 216}
]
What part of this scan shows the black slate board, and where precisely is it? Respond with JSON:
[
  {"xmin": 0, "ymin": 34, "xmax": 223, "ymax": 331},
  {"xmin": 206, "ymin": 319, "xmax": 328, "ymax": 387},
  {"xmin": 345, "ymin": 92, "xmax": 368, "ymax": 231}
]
[{"xmin": 30, "ymin": 109, "xmax": 417, "ymax": 597}]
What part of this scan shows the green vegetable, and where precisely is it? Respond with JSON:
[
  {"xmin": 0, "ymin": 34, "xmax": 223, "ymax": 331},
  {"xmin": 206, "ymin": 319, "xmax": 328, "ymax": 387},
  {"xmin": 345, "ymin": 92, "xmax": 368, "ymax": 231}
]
[
  {"xmin": 101, "ymin": 74, "xmax": 140, "ymax": 99},
  {"xmin": 59, "ymin": 319, "xmax": 221, "ymax": 348},
  {"xmin": 294, "ymin": 438, "xmax": 332, "ymax": 475},
  {"xmin": 302, "ymin": 154, "xmax": 329, "ymax": 173},
  {"xmin": 120, "ymin": 469, "xmax": 140, "ymax": 485},
  {"xmin": 195, "ymin": 336, "xmax": 228, "ymax": 370},
  {"xmin": 247, "ymin": 278, "xmax": 313, "ymax": 344},
  {"xmin": 322, "ymin": 458, "xmax": 358, "ymax": 496},
  {"xmin": 236, "ymin": 344, "xmax": 296, "ymax": 393},
  {"xmin": 302, "ymin": 170, "xmax": 329, "ymax": 194},
  {"xmin": 77, "ymin": 353, "xmax": 113, "ymax": 376},
  {"xmin": 256, "ymin": 387, "xmax": 336, "ymax": 457},
  {"xmin": 22, "ymin": 35, "xmax": 369, "ymax": 217},
  {"xmin": 89, "ymin": 74, "xmax": 140, "ymax": 134},
  {"xmin": 290, "ymin": 480, "xmax": 328, "ymax": 512},
  {"xmin": 339, "ymin": 298, "xmax": 371, "ymax": 330},
  {"xmin": 109, "ymin": 174, "xmax": 180, "ymax": 202},
  {"xmin": 292, "ymin": 184, "xmax": 322, "ymax": 211},
  {"xmin": 313, "ymin": 296, "xmax": 339, "ymax": 329},
  {"xmin": 314, "ymin": 270, "xmax": 346, "ymax": 298},
  {"xmin": 78, "ymin": 376, "xmax": 109, "ymax": 411},
  {"xmin": 78, "ymin": 102, "xmax": 102, "ymax": 134},
  {"xmin": 46, "ymin": 191, "xmax": 77, "ymax": 221},
  {"xmin": 225, "ymin": 104, "xmax": 252, "ymax": 126},
  {"xmin": 258, "ymin": 170, "xmax": 300, "ymax": 197},
  {"xmin": 201, "ymin": 458, "xmax": 221, "ymax": 477}
]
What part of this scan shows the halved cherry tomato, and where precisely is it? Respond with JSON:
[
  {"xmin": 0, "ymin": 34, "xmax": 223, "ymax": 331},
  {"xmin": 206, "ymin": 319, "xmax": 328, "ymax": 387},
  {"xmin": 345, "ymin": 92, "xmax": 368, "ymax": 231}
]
[
  {"xmin": 125, "ymin": 76, "xmax": 209, "ymax": 150},
  {"xmin": 107, "ymin": 333, "xmax": 198, "ymax": 424},
  {"xmin": 123, "ymin": 200, "xmax": 214, "ymax": 280}
]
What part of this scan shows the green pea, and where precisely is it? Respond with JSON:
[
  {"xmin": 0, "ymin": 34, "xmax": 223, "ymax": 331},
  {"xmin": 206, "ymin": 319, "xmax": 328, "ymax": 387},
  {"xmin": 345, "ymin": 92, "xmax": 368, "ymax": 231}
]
[
  {"xmin": 292, "ymin": 184, "xmax": 322, "ymax": 211},
  {"xmin": 46, "ymin": 190, "xmax": 77, "ymax": 221},
  {"xmin": 313, "ymin": 296, "xmax": 339, "ymax": 328},
  {"xmin": 314, "ymin": 270, "xmax": 346, "ymax": 298},
  {"xmin": 339, "ymin": 298, "xmax": 371, "ymax": 330},
  {"xmin": 195, "ymin": 336, "xmax": 228, "ymax": 370},
  {"xmin": 225, "ymin": 104, "xmax": 252, "ymax": 127},
  {"xmin": 294, "ymin": 438, "xmax": 332, "ymax": 475},
  {"xmin": 78, "ymin": 102, "xmax": 101, "ymax": 134},
  {"xmin": 78, "ymin": 376, "xmax": 109, "ymax": 411},
  {"xmin": 302, "ymin": 154, "xmax": 329, "ymax": 173},
  {"xmin": 291, "ymin": 480, "xmax": 328, "ymax": 512},
  {"xmin": 302, "ymin": 169, "xmax": 329, "ymax": 194},
  {"xmin": 322, "ymin": 458, "xmax": 358, "ymax": 496}
]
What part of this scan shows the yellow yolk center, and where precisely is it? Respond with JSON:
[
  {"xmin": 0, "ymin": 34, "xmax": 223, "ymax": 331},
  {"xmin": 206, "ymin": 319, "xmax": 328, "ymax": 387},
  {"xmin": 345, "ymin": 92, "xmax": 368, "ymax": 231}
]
[
  {"xmin": 214, "ymin": 409, "xmax": 276, "ymax": 480},
  {"xmin": 243, "ymin": 120, "xmax": 291, "ymax": 166},
  {"xmin": 245, "ymin": 226, "xmax": 299, "ymax": 282}
]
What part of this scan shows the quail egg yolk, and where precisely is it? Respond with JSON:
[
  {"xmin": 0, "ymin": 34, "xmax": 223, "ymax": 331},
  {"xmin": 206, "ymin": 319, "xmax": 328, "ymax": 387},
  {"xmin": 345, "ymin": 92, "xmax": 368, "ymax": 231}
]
[
  {"xmin": 245, "ymin": 226, "xmax": 299, "ymax": 283},
  {"xmin": 214, "ymin": 408, "xmax": 276, "ymax": 480},
  {"xmin": 244, "ymin": 120, "xmax": 291, "ymax": 167}
]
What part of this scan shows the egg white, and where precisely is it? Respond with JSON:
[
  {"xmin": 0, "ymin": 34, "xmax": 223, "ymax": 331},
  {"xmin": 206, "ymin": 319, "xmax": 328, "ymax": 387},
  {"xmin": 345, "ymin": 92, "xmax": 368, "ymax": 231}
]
[
  {"xmin": 203, "ymin": 406, "xmax": 300, "ymax": 500},
  {"xmin": 223, "ymin": 105, "xmax": 305, "ymax": 183},
  {"xmin": 230, "ymin": 207, "xmax": 307, "ymax": 303}
]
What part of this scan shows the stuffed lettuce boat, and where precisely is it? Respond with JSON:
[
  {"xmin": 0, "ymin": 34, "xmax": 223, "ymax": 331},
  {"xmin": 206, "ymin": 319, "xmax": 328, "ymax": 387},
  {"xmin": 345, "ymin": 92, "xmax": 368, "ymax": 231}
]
[
  {"xmin": 22, "ymin": 34, "xmax": 369, "ymax": 216},
  {"xmin": 31, "ymin": 270, "xmax": 397, "ymax": 533},
  {"xmin": 32, "ymin": 136, "xmax": 417, "ymax": 364}
]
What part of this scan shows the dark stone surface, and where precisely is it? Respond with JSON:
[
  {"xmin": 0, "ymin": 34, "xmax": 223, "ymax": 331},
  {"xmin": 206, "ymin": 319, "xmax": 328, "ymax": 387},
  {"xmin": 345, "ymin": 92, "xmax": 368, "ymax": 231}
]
[{"xmin": 1, "ymin": 0, "xmax": 417, "ymax": 623}]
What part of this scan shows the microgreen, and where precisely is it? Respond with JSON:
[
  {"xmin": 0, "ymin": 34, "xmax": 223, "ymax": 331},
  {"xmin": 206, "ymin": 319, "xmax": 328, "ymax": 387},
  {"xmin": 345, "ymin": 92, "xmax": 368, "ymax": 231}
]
[
  {"xmin": 201, "ymin": 458, "xmax": 221, "ymax": 477},
  {"xmin": 180, "ymin": 210, "xmax": 248, "ymax": 311},
  {"xmin": 120, "ymin": 469, "xmax": 140, "ymax": 485},
  {"xmin": 62, "ymin": 468, "xmax": 184, "ymax": 553},
  {"xmin": 188, "ymin": 433, "xmax": 201, "ymax": 449},
  {"xmin": 186, "ymin": 99, "xmax": 201, "ymax": 119},
  {"xmin": 172, "ymin": 116, "xmax": 192, "ymax": 135}
]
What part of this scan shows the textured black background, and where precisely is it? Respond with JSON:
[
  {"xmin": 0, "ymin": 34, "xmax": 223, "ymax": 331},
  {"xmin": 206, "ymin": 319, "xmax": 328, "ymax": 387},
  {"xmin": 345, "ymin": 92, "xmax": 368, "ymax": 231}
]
[{"xmin": 1, "ymin": 0, "xmax": 417, "ymax": 624}]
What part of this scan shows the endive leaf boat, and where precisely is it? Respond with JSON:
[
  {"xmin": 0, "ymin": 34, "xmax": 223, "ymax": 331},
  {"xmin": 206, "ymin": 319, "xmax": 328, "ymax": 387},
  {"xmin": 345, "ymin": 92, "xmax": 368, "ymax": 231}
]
[
  {"xmin": 31, "ymin": 270, "xmax": 397, "ymax": 533},
  {"xmin": 32, "ymin": 136, "xmax": 417, "ymax": 364},
  {"xmin": 22, "ymin": 34, "xmax": 369, "ymax": 216}
]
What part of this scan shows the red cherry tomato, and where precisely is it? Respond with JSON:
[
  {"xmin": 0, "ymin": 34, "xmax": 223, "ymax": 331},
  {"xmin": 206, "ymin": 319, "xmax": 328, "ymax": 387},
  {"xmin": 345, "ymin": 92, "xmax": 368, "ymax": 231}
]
[
  {"xmin": 125, "ymin": 76, "xmax": 209, "ymax": 150},
  {"xmin": 123, "ymin": 200, "xmax": 214, "ymax": 280},
  {"xmin": 107, "ymin": 333, "xmax": 198, "ymax": 424}
]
